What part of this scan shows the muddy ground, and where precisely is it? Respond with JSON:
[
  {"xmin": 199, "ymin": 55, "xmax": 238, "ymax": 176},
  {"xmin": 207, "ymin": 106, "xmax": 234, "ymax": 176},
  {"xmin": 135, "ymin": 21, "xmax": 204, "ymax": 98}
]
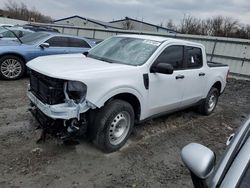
[{"xmin": 0, "ymin": 78, "xmax": 249, "ymax": 188}]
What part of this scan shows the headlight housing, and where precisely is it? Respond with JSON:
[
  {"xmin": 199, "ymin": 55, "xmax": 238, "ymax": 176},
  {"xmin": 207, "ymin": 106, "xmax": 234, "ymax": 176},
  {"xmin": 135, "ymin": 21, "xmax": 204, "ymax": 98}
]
[{"xmin": 67, "ymin": 81, "xmax": 87, "ymax": 103}]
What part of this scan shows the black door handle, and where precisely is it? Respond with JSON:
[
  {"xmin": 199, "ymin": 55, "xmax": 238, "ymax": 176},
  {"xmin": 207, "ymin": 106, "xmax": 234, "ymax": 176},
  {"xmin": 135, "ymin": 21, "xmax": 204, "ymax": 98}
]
[
  {"xmin": 199, "ymin": 72, "xmax": 205, "ymax": 76},
  {"xmin": 176, "ymin": 75, "xmax": 184, "ymax": 79}
]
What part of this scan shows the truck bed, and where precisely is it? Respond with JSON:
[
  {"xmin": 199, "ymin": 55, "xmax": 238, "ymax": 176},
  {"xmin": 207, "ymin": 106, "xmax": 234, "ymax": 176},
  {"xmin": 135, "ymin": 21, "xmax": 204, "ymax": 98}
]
[{"xmin": 207, "ymin": 61, "xmax": 229, "ymax": 67}]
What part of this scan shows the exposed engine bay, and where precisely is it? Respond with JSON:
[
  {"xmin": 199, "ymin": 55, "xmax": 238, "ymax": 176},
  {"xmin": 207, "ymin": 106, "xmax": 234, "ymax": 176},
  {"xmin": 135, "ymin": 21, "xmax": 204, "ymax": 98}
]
[{"xmin": 28, "ymin": 70, "xmax": 90, "ymax": 142}]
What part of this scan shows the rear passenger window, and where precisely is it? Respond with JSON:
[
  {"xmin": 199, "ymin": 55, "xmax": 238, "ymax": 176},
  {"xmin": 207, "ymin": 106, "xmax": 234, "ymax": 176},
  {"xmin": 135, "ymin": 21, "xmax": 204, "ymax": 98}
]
[
  {"xmin": 46, "ymin": 37, "xmax": 69, "ymax": 47},
  {"xmin": 186, "ymin": 47, "xmax": 202, "ymax": 68},
  {"xmin": 155, "ymin": 45, "xmax": 184, "ymax": 70},
  {"xmin": 69, "ymin": 38, "xmax": 91, "ymax": 48}
]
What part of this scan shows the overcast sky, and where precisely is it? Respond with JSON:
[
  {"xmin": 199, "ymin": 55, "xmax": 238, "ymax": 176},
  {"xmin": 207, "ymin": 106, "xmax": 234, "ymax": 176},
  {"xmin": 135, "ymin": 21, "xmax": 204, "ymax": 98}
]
[{"xmin": 0, "ymin": 0, "xmax": 249, "ymax": 26}]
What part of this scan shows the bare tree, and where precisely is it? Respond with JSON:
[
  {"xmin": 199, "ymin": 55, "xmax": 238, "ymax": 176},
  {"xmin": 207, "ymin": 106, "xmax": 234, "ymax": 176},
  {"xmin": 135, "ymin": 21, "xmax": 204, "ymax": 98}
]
[
  {"xmin": 3, "ymin": 0, "xmax": 52, "ymax": 23},
  {"xmin": 246, "ymin": 25, "xmax": 250, "ymax": 38},
  {"xmin": 200, "ymin": 19, "xmax": 213, "ymax": 35},
  {"xmin": 234, "ymin": 24, "xmax": 250, "ymax": 39},
  {"xmin": 179, "ymin": 15, "xmax": 202, "ymax": 35},
  {"xmin": 210, "ymin": 16, "xmax": 223, "ymax": 36},
  {"xmin": 177, "ymin": 14, "xmax": 248, "ymax": 39},
  {"xmin": 223, "ymin": 17, "xmax": 238, "ymax": 37},
  {"xmin": 208, "ymin": 16, "xmax": 239, "ymax": 37},
  {"xmin": 166, "ymin": 19, "xmax": 177, "ymax": 30}
]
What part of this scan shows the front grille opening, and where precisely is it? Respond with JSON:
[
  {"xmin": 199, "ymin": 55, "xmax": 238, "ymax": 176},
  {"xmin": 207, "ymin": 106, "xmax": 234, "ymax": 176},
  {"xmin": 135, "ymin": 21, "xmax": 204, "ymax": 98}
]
[{"xmin": 29, "ymin": 70, "xmax": 65, "ymax": 105}]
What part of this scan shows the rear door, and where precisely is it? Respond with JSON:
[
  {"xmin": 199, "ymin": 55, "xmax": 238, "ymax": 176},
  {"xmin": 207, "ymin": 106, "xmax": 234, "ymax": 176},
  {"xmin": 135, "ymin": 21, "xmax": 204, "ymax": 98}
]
[
  {"xmin": 180, "ymin": 46, "xmax": 207, "ymax": 107},
  {"xmin": 67, "ymin": 37, "xmax": 91, "ymax": 53}
]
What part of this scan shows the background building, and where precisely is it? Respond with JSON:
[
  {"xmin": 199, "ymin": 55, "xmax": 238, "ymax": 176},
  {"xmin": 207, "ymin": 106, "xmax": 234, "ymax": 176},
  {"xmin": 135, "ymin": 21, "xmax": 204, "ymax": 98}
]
[
  {"xmin": 53, "ymin": 15, "xmax": 121, "ymax": 29},
  {"xmin": 53, "ymin": 15, "xmax": 176, "ymax": 34},
  {"xmin": 110, "ymin": 17, "xmax": 177, "ymax": 33}
]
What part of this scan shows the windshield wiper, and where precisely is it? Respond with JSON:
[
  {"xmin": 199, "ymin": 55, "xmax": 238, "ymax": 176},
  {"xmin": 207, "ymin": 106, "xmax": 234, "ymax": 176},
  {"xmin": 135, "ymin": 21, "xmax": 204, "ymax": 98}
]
[
  {"xmin": 100, "ymin": 57, "xmax": 114, "ymax": 63},
  {"xmin": 87, "ymin": 54, "xmax": 113, "ymax": 63},
  {"xmin": 83, "ymin": 51, "xmax": 89, "ymax": 57},
  {"xmin": 3, "ymin": 27, "xmax": 23, "ymax": 44}
]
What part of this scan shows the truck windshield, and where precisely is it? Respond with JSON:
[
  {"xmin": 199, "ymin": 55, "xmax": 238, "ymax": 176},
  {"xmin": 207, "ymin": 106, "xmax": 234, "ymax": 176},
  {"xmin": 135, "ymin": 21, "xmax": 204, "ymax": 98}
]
[{"xmin": 88, "ymin": 37, "xmax": 161, "ymax": 65}]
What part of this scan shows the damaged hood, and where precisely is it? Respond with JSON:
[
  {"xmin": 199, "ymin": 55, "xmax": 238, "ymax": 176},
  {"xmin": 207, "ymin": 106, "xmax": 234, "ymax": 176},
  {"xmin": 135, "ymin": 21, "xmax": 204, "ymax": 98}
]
[{"xmin": 26, "ymin": 53, "xmax": 137, "ymax": 80}]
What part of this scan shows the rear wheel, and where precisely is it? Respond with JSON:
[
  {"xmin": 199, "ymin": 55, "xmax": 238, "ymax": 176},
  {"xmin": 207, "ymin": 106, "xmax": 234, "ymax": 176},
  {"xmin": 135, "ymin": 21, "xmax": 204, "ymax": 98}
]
[
  {"xmin": 89, "ymin": 100, "xmax": 134, "ymax": 153},
  {"xmin": 0, "ymin": 55, "xmax": 25, "ymax": 80},
  {"xmin": 198, "ymin": 87, "xmax": 219, "ymax": 115}
]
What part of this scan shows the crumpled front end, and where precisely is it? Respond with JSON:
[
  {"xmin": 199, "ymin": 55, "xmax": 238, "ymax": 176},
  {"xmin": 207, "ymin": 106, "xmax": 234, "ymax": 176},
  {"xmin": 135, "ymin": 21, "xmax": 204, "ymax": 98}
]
[
  {"xmin": 27, "ymin": 91, "xmax": 90, "ymax": 120},
  {"xmin": 27, "ymin": 70, "xmax": 94, "ymax": 141}
]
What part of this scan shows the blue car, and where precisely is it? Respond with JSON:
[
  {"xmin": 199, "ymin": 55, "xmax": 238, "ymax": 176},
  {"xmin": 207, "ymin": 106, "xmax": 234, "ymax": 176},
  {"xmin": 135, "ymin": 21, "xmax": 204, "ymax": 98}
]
[{"xmin": 0, "ymin": 32, "xmax": 95, "ymax": 80}]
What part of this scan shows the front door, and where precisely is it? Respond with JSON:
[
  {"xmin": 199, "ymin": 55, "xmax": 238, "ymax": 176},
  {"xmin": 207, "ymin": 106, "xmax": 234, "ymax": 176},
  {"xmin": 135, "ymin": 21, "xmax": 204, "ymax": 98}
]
[
  {"xmin": 148, "ymin": 45, "xmax": 185, "ymax": 116},
  {"xmin": 40, "ymin": 36, "xmax": 69, "ymax": 56}
]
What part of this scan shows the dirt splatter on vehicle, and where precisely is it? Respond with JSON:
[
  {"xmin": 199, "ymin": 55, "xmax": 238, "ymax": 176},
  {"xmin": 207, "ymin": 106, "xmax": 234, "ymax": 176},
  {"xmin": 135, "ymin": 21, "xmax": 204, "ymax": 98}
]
[{"xmin": 0, "ymin": 78, "xmax": 249, "ymax": 187}]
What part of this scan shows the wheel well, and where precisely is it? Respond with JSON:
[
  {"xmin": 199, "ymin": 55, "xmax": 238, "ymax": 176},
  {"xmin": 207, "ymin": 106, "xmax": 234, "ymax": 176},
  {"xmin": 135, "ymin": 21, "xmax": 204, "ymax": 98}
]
[
  {"xmin": 111, "ymin": 93, "xmax": 141, "ymax": 122},
  {"xmin": 0, "ymin": 53, "xmax": 26, "ymax": 64},
  {"xmin": 212, "ymin": 81, "xmax": 222, "ymax": 93}
]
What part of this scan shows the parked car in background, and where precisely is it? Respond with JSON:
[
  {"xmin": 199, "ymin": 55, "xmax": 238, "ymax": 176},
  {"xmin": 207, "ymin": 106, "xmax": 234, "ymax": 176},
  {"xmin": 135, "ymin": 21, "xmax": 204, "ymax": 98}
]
[
  {"xmin": 0, "ymin": 26, "xmax": 34, "ymax": 40},
  {"xmin": 0, "ymin": 24, "xmax": 60, "ymax": 41},
  {"xmin": 181, "ymin": 116, "xmax": 250, "ymax": 188},
  {"xmin": 27, "ymin": 35, "xmax": 229, "ymax": 152},
  {"xmin": 22, "ymin": 24, "xmax": 60, "ymax": 33},
  {"xmin": 0, "ymin": 24, "xmax": 14, "ymax": 28},
  {"xmin": 0, "ymin": 32, "xmax": 95, "ymax": 80}
]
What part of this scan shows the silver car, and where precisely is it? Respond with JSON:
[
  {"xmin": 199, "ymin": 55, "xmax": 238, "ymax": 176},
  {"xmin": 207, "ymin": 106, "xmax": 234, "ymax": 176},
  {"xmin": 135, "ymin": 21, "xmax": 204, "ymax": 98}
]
[{"xmin": 181, "ymin": 115, "xmax": 250, "ymax": 188}]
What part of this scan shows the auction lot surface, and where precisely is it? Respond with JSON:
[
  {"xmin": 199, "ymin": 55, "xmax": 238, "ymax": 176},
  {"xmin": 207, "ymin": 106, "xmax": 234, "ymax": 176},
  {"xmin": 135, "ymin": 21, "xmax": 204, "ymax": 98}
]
[{"xmin": 0, "ymin": 78, "xmax": 249, "ymax": 188}]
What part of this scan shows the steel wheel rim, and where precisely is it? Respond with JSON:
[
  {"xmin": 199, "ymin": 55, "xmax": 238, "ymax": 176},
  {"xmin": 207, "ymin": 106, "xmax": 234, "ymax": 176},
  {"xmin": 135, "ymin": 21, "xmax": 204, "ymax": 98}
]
[
  {"xmin": 108, "ymin": 111, "xmax": 131, "ymax": 145},
  {"xmin": 1, "ymin": 59, "xmax": 22, "ymax": 79},
  {"xmin": 208, "ymin": 93, "xmax": 217, "ymax": 112}
]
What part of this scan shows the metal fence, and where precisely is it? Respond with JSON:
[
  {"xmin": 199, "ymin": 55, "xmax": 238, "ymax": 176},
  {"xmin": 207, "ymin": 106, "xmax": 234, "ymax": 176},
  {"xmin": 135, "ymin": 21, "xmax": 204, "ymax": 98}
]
[{"xmin": 33, "ymin": 23, "xmax": 250, "ymax": 78}]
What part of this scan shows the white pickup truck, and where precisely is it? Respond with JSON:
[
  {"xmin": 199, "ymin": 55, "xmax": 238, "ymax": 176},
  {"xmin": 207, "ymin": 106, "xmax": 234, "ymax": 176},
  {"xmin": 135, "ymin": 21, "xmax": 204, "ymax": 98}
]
[{"xmin": 27, "ymin": 35, "xmax": 229, "ymax": 152}]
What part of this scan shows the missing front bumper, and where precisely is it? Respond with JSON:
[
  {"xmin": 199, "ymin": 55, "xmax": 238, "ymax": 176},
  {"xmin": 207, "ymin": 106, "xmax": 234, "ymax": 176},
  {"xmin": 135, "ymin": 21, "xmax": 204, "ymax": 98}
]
[
  {"xmin": 27, "ymin": 91, "xmax": 90, "ymax": 120},
  {"xmin": 29, "ymin": 101, "xmax": 88, "ymax": 142}
]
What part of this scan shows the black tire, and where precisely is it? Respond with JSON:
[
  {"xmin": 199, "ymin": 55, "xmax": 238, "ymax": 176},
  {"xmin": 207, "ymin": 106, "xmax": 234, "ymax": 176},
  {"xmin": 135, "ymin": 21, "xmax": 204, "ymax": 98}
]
[
  {"xmin": 198, "ymin": 87, "xmax": 219, "ymax": 115},
  {"xmin": 89, "ymin": 99, "xmax": 134, "ymax": 153},
  {"xmin": 0, "ymin": 55, "xmax": 25, "ymax": 80}
]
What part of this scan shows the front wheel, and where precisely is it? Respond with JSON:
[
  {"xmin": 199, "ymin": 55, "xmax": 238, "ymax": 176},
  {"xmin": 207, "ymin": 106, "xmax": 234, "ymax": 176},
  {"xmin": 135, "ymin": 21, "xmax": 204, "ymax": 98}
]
[
  {"xmin": 198, "ymin": 87, "xmax": 219, "ymax": 115},
  {"xmin": 0, "ymin": 55, "xmax": 25, "ymax": 80},
  {"xmin": 89, "ymin": 99, "xmax": 134, "ymax": 153}
]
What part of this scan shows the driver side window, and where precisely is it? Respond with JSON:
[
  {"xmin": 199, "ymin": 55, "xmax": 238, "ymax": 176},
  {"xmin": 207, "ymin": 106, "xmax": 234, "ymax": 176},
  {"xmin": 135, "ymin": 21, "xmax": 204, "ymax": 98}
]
[
  {"xmin": 45, "ymin": 37, "xmax": 68, "ymax": 47},
  {"xmin": 155, "ymin": 45, "xmax": 184, "ymax": 70}
]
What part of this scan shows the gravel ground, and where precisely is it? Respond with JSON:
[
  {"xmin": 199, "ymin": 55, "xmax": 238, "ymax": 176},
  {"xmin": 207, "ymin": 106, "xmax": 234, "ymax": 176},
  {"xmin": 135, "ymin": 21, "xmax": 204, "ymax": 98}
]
[{"xmin": 0, "ymin": 78, "xmax": 249, "ymax": 188}]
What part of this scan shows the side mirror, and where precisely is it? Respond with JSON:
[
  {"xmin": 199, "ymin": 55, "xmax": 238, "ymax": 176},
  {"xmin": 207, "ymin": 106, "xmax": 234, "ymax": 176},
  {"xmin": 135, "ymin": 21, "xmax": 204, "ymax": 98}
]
[
  {"xmin": 40, "ymin": 42, "xmax": 50, "ymax": 48},
  {"xmin": 181, "ymin": 143, "xmax": 215, "ymax": 182},
  {"xmin": 151, "ymin": 63, "xmax": 173, "ymax": 74}
]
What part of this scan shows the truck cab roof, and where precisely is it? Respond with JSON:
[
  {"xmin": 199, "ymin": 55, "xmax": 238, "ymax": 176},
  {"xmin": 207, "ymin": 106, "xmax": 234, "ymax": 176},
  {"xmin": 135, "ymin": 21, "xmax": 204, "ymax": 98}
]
[{"xmin": 117, "ymin": 34, "xmax": 204, "ymax": 47}]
